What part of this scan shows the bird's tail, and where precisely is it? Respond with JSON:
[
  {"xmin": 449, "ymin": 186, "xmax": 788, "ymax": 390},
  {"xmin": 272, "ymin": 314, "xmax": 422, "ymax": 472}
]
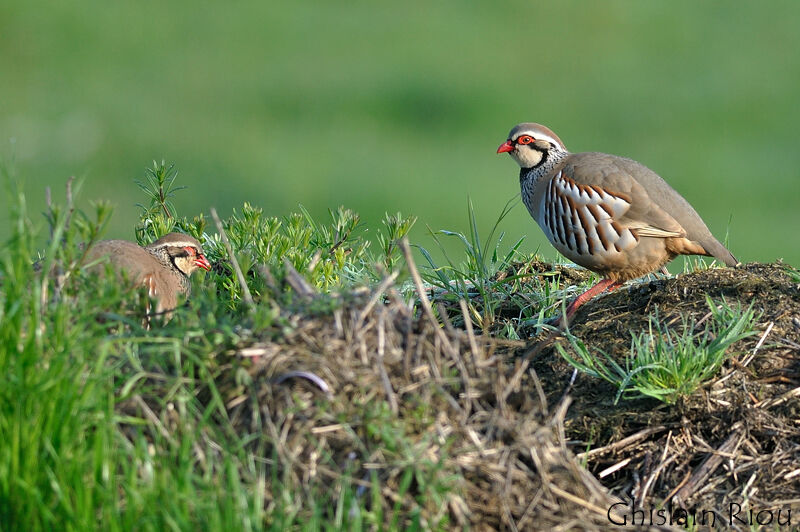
[{"xmin": 701, "ymin": 237, "xmax": 739, "ymax": 267}]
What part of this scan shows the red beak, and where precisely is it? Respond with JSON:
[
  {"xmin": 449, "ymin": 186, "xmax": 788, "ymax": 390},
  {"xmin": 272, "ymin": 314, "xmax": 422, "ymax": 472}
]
[
  {"xmin": 195, "ymin": 254, "xmax": 212, "ymax": 271},
  {"xmin": 496, "ymin": 140, "xmax": 514, "ymax": 154}
]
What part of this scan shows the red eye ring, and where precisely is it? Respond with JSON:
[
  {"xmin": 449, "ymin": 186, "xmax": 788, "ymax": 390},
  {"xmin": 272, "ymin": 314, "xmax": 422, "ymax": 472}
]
[{"xmin": 517, "ymin": 135, "xmax": 534, "ymax": 145}]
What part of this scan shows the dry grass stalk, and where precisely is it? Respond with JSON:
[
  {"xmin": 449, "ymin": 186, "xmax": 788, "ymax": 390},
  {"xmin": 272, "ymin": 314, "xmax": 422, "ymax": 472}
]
[{"xmin": 215, "ymin": 242, "xmax": 632, "ymax": 529}]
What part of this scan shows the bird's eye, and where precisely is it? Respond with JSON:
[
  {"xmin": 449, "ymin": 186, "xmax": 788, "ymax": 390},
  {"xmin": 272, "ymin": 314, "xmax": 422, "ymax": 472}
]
[
  {"xmin": 517, "ymin": 135, "xmax": 534, "ymax": 145},
  {"xmin": 184, "ymin": 246, "xmax": 196, "ymax": 257}
]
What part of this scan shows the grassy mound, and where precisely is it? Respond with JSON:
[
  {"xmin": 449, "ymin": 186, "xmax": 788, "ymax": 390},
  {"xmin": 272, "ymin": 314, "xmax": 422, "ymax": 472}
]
[
  {"xmin": 3, "ymin": 165, "xmax": 798, "ymax": 530},
  {"xmin": 533, "ymin": 262, "xmax": 800, "ymax": 523}
]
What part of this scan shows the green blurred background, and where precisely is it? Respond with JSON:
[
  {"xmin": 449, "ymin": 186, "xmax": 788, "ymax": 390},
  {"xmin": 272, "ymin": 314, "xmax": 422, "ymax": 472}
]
[{"xmin": 1, "ymin": 1, "xmax": 798, "ymax": 265}]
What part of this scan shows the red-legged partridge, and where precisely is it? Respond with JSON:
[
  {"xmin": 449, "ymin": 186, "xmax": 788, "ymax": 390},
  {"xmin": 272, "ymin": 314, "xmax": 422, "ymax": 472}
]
[
  {"xmin": 497, "ymin": 123, "xmax": 738, "ymax": 323},
  {"xmin": 86, "ymin": 232, "xmax": 211, "ymax": 318}
]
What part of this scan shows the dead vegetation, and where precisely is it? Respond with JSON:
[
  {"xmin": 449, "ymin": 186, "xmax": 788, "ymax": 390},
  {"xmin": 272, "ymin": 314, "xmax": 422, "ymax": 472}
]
[
  {"xmin": 205, "ymin": 256, "xmax": 800, "ymax": 529},
  {"xmin": 535, "ymin": 262, "xmax": 800, "ymax": 526},
  {"xmin": 224, "ymin": 261, "xmax": 621, "ymax": 529}
]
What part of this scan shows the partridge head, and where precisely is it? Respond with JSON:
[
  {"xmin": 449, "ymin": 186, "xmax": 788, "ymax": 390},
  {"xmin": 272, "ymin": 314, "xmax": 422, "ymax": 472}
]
[
  {"xmin": 86, "ymin": 232, "xmax": 211, "ymax": 319},
  {"xmin": 498, "ymin": 123, "xmax": 738, "ymax": 323}
]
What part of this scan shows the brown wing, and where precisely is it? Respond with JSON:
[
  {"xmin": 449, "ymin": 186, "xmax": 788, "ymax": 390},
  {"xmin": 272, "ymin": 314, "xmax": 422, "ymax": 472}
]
[{"xmin": 561, "ymin": 153, "xmax": 687, "ymax": 238}]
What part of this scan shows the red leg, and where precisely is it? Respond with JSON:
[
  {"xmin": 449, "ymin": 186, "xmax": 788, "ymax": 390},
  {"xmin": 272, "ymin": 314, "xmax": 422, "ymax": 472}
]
[
  {"xmin": 564, "ymin": 278, "xmax": 622, "ymax": 320},
  {"xmin": 546, "ymin": 278, "xmax": 623, "ymax": 328},
  {"xmin": 544, "ymin": 278, "xmax": 623, "ymax": 329}
]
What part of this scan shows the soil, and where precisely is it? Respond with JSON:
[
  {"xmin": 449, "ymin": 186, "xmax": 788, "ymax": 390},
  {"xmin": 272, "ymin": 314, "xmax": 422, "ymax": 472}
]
[{"xmin": 525, "ymin": 262, "xmax": 800, "ymax": 520}]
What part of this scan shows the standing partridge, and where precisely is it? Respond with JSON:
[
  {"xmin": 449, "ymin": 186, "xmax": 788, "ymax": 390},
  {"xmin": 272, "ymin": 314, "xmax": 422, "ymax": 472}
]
[
  {"xmin": 497, "ymin": 123, "xmax": 738, "ymax": 323},
  {"xmin": 86, "ymin": 232, "xmax": 211, "ymax": 318}
]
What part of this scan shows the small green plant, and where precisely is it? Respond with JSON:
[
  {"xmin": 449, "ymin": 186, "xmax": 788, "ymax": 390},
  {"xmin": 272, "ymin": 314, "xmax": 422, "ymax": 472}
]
[
  {"xmin": 511, "ymin": 265, "xmax": 600, "ymax": 334},
  {"xmin": 784, "ymin": 264, "xmax": 800, "ymax": 284},
  {"xmin": 415, "ymin": 197, "xmax": 600, "ymax": 337},
  {"xmin": 556, "ymin": 297, "xmax": 758, "ymax": 403},
  {"xmin": 135, "ymin": 160, "xmax": 206, "ymax": 243},
  {"xmin": 378, "ymin": 212, "xmax": 417, "ymax": 272},
  {"xmin": 201, "ymin": 202, "xmax": 414, "ymax": 307},
  {"xmin": 416, "ymin": 197, "xmax": 526, "ymax": 334}
]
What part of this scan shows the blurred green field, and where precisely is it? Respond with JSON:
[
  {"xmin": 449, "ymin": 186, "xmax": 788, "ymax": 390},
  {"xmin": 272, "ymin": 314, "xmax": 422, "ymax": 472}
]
[{"xmin": 2, "ymin": 1, "xmax": 799, "ymax": 265}]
